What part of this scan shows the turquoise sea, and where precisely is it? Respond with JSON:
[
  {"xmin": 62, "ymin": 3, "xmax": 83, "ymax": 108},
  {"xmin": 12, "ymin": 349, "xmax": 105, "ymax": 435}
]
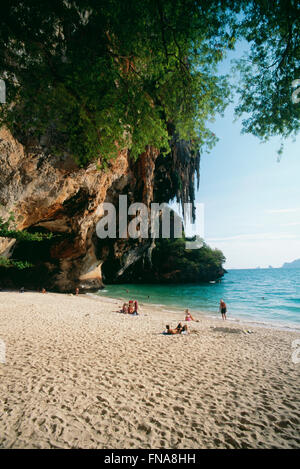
[{"xmin": 97, "ymin": 269, "xmax": 300, "ymax": 331}]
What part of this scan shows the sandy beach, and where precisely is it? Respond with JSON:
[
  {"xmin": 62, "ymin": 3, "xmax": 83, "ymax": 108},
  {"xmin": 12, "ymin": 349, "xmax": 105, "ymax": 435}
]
[{"xmin": 0, "ymin": 291, "xmax": 299, "ymax": 449}]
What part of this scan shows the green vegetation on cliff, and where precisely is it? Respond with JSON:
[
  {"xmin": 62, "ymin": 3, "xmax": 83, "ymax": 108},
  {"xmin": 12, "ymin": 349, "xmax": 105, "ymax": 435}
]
[
  {"xmin": 0, "ymin": 213, "xmax": 53, "ymax": 270},
  {"xmin": 0, "ymin": 0, "xmax": 232, "ymax": 165},
  {"xmin": 101, "ymin": 234, "xmax": 226, "ymax": 285},
  {"xmin": 0, "ymin": 1, "xmax": 299, "ymax": 288},
  {"xmin": 0, "ymin": 1, "xmax": 298, "ymax": 166},
  {"xmin": 150, "ymin": 237, "xmax": 226, "ymax": 283}
]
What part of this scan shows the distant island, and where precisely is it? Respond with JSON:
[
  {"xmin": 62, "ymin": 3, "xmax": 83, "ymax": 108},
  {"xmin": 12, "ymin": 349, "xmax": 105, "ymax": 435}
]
[{"xmin": 281, "ymin": 259, "xmax": 300, "ymax": 269}]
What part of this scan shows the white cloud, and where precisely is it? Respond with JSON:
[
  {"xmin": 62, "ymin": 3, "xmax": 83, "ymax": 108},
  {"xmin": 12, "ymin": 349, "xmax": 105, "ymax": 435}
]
[
  {"xmin": 208, "ymin": 238, "xmax": 300, "ymax": 269},
  {"xmin": 207, "ymin": 232, "xmax": 297, "ymax": 243},
  {"xmin": 280, "ymin": 222, "xmax": 300, "ymax": 227},
  {"xmin": 266, "ymin": 208, "xmax": 300, "ymax": 214}
]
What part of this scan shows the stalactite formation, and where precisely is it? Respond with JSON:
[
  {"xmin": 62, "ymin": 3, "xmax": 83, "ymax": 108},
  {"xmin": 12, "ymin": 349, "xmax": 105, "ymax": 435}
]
[{"xmin": 154, "ymin": 130, "xmax": 200, "ymax": 222}]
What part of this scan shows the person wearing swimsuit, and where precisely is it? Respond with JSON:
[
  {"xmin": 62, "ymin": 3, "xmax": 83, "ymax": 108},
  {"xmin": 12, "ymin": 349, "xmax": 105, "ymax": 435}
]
[
  {"xmin": 185, "ymin": 309, "xmax": 194, "ymax": 321},
  {"xmin": 219, "ymin": 300, "xmax": 227, "ymax": 320},
  {"xmin": 185, "ymin": 309, "xmax": 199, "ymax": 322},
  {"xmin": 165, "ymin": 323, "xmax": 188, "ymax": 335}
]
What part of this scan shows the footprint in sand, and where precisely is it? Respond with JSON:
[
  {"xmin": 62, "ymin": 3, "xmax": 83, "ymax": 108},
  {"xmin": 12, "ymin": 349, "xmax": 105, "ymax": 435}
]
[
  {"xmin": 173, "ymin": 406, "xmax": 185, "ymax": 415},
  {"xmin": 137, "ymin": 423, "xmax": 152, "ymax": 435}
]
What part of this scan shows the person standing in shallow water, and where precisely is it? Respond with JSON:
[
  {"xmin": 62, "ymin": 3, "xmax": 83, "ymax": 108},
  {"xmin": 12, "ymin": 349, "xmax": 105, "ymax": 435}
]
[{"xmin": 219, "ymin": 299, "xmax": 227, "ymax": 320}]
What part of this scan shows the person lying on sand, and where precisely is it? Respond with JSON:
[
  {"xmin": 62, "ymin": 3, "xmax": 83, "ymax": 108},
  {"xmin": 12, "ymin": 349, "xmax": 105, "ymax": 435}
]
[
  {"xmin": 165, "ymin": 325, "xmax": 178, "ymax": 335},
  {"xmin": 177, "ymin": 323, "xmax": 188, "ymax": 333},
  {"xmin": 185, "ymin": 309, "xmax": 199, "ymax": 322},
  {"xmin": 165, "ymin": 323, "xmax": 188, "ymax": 335},
  {"xmin": 121, "ymin": 303, "xmax": 128, "ymax": 314}
]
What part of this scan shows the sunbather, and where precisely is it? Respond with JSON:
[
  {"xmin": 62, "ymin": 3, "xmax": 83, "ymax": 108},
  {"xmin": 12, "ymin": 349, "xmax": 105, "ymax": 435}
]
[
  {"xmin": 128, "ymin": 300, "xmax": 134, "ymax": 314},
  {"xmin": 185, "ymin": 309, "xmax": 199, "ymax": 322},
  {"xmin": 165, "ymin": 323, "xmax": 188, "ymax": 335}
]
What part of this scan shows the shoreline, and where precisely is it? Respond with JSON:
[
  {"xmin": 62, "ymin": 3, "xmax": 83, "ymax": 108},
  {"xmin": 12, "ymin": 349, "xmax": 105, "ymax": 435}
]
[
  {"xmin": 93, "ymin": 291, "xmax": 300, "ymax": 334},
  {"xmin": 1, "ymin": 290, "xmax": 299, "ymax": 449},
  {"xmin": 3, "ymin": 284, "xmax": 299, "ymax": 333}
]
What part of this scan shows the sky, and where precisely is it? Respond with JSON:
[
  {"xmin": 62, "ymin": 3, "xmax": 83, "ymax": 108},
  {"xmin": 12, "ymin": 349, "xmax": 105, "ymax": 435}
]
[{"xmin": 172, "ymin": 44, "xmax": 300, "ymax": 270}]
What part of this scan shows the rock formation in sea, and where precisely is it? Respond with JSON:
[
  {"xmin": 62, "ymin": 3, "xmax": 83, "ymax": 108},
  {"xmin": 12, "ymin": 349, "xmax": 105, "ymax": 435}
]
[{"xmin": 281, "ymin": 259, "xmax": 300, "ymax": 269}]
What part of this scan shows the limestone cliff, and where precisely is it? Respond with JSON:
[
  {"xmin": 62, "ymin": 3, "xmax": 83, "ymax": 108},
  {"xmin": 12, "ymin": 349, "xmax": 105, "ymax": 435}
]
[
  {"xmin": 0, "ymin": 126, "xmax": 129, "ymax": 291},
  {"xmin": 0, "ymin": 126, "xmax": 223, "ymax": 291},
  {"xmin": 0, "ymin": 127, "xmax": 160, "ymax": 291}
]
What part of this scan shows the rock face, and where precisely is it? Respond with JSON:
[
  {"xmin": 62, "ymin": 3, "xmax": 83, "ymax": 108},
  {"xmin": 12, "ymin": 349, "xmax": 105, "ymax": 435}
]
[
  {"xmin": 0, "ymin": 126, "xmax": 218, "ymax": 291},
  {"xmin": 0, "ymin": 127, "xmax": 129, "ymax": 290},
  {"xmin": 0, "ymin": 127, "xmax": 162, "ymax": 291}
]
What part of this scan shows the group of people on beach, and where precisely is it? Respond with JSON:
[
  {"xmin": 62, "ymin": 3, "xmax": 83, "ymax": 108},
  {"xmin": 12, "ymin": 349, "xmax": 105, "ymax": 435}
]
[
  {"xmin": 164, "ymin": 309, "xmax": 198, "ymax": 335},
  {"xmin": 20, "ymin": 286, "xmax": 81, "ymax": 295},
  {"xmin": 164, "ymin": 302, "xmax": 227, "ymax": 335},
  {"xmin": 120, "ymin": 300, "xmax": 139, "ymax": 315},
  {"xmin": 117, "ymin": 298, "xmax": 228, "ymax": 334},
  {"xmin": 20, "ymin": 286, "xmax": 47, "ymax": 294},
  {"xmin": 19, "ymin": 284, "xmax": 228, "ymax": 326}
]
